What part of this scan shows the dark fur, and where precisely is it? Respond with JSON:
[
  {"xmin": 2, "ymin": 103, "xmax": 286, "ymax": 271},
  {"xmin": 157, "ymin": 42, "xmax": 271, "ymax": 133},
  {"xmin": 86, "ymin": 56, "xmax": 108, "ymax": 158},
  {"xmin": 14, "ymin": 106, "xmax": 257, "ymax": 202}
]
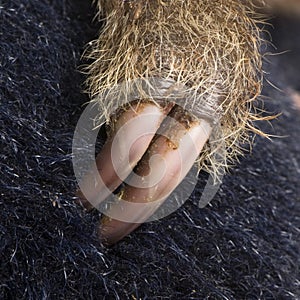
[{"xmin": 0, "ymin": 1, "xmax": 299, "ymax": 299}]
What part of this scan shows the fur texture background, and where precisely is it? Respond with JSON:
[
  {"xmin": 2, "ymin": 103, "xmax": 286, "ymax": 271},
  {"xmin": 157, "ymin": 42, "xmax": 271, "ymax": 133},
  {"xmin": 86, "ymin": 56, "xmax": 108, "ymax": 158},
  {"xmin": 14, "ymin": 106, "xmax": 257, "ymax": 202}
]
[{"xmin": 0, "ymin": 1, "xmax": 299, "ymax": 299}]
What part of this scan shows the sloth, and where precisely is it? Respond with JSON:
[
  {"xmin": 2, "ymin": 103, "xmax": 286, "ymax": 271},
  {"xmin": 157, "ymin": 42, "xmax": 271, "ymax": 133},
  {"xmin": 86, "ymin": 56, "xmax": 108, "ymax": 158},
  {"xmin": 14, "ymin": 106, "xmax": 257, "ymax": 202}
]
[{"xmin": 75, "ymin": 0, "xmax": 294, "ymax": 246}]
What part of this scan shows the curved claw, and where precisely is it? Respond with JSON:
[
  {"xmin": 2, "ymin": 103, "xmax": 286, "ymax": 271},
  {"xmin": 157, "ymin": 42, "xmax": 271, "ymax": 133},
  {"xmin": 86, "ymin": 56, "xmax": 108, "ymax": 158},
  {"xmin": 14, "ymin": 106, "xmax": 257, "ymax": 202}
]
[
  {"xmin": 76, "ymin": 101, "xmax": 174, "ymax": 211},
  {"xmin": 99, "ymin": 106, "xmax": 212, "ymax": 246}
]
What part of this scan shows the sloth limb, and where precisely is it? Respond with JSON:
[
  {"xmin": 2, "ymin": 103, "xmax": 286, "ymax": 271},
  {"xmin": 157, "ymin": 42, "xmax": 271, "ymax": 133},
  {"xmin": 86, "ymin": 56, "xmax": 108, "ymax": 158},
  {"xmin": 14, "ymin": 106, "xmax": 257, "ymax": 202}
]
[{"xmin": 76, "ymin": 0, "xmax": 273, "ymax": 245}]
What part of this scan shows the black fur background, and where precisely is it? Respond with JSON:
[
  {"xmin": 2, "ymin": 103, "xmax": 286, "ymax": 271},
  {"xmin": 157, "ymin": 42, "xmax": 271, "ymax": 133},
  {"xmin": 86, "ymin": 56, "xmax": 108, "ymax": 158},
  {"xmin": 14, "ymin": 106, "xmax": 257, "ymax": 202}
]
[{"xmin": 0, "ymin": 1, "xmax": 299, "ymax": 299}]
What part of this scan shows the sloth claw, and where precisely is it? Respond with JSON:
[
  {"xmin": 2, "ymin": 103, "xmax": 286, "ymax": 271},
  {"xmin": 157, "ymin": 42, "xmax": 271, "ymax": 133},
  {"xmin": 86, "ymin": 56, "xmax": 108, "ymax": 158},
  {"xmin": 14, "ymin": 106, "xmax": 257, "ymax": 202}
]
[
  {"xmin": 76, "ymin": 102, "xmax": 212, "ymax": 246},
  {"xmin": 99, "ymin": 106, "xmax": 212, "ymax": 246}
]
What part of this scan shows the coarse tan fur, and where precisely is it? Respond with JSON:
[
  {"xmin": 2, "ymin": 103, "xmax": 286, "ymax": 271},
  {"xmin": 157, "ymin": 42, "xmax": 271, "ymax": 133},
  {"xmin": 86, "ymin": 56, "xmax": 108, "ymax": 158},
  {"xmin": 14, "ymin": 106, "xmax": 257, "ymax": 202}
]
[{"xmin": 84, "ymin": 0, "xmax": 274, "ymax": 180}]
